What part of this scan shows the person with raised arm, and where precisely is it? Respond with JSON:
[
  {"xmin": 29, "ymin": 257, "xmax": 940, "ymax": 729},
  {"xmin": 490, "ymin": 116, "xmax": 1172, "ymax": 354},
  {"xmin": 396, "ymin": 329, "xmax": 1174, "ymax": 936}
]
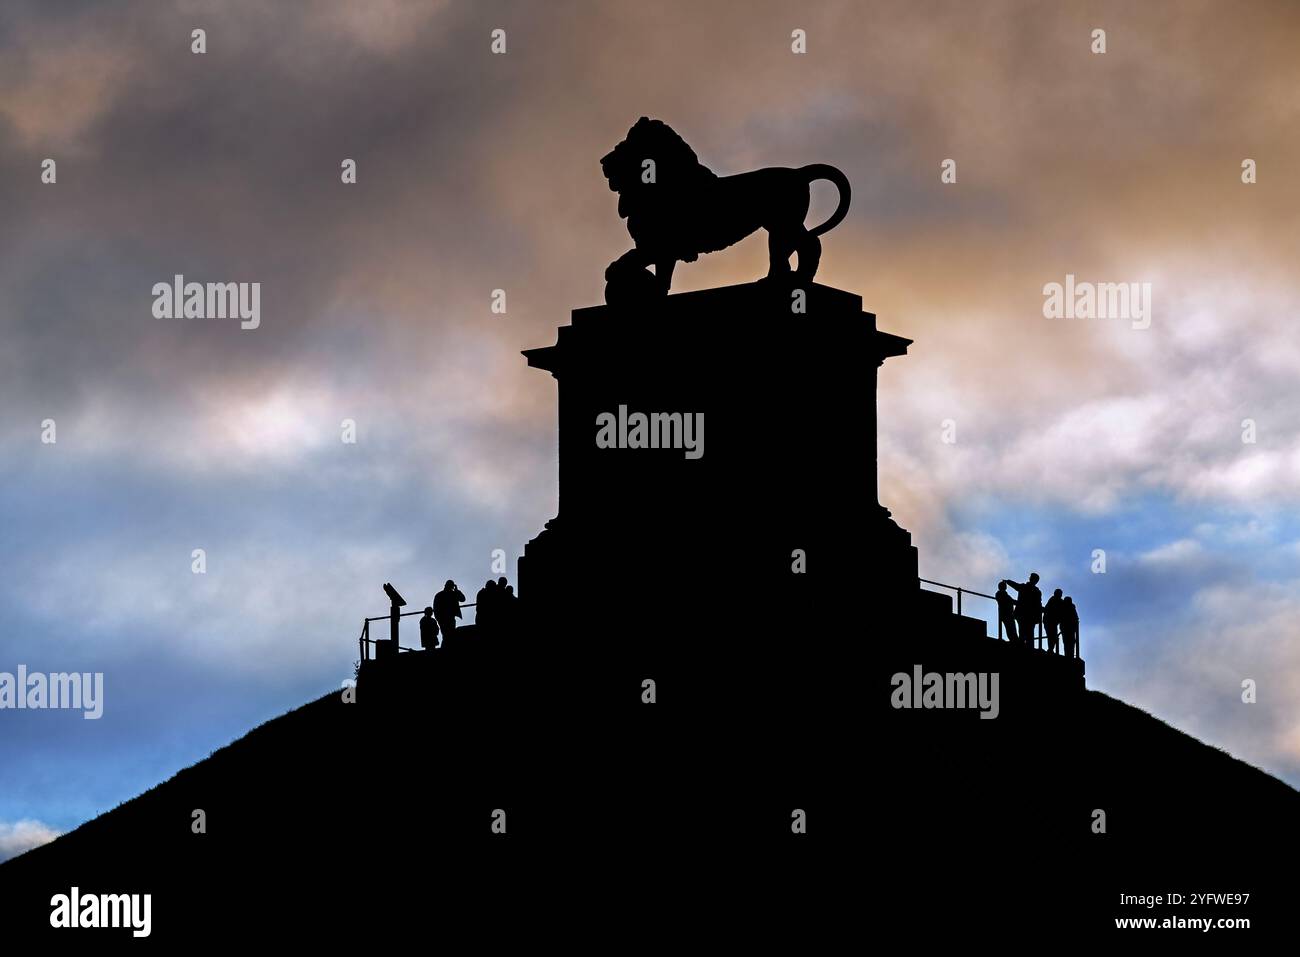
[
  {"xmin": 995, "ymin": 581, "xmax": 1019, "ymax": 643},
  {"xmin": 434, "ymin": 580, "xmax": 466, "ymax": 644},
  {"xmin": 1004, "ymin": 573, "xmax": 1044, "ymax": 649}
]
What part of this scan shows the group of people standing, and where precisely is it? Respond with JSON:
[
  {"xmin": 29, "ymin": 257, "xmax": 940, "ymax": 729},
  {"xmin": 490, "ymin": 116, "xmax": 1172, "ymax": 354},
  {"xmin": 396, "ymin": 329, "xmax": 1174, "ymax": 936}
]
[
  {"xmin": 474, "ymin": 577, "xmax": 518, "ymax": 630},
  {"xmin": 995, "ymin": 572, "xmax": 1080, "ymax": 659},
  {"xmin": 419, "ymin": 577, "xmax": 519, "ymax": 650}
]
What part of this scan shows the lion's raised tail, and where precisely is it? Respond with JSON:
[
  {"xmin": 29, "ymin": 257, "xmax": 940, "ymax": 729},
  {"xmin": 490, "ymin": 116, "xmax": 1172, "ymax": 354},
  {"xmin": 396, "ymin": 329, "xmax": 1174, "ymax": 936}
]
[{"xmin": 801, "ymin": 164, "xmax": 851, "ymax": 237}]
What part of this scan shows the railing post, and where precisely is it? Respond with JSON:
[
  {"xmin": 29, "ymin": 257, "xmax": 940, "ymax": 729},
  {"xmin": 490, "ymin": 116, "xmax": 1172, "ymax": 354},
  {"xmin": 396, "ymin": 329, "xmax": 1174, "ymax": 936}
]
[
  {"xmin": 362, "ymin": 620, "xmax": 369, "ymax": 661},
  {"xmin": 956, "ymin": 588, "xmax": 962, "ymax": 617}
]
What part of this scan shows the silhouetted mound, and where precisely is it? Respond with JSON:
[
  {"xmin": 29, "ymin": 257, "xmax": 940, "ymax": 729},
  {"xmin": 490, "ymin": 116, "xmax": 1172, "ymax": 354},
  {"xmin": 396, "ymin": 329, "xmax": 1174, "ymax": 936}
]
[
  {"xmin": 5, "ymin": 279, "xmax": 1293, "ymax": 940},
  {"xmin": 2, "ymin": 630, "xmax": 1295, "ymax": 941}
]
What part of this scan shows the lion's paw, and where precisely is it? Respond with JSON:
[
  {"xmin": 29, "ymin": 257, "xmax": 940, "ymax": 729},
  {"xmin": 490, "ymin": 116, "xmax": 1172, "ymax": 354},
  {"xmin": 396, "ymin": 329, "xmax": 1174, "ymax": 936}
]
[{"xmin": 604, "ymin": 259, "xmax": 665, "ymax": 306}]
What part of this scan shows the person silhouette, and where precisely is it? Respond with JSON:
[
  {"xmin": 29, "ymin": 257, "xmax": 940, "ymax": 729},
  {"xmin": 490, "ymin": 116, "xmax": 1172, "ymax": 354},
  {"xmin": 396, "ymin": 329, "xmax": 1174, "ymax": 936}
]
[
  {"xmin": 995, "ymin": 581, "xmax": 1018, "ymax": 643},
  {"xmin": 1043, "ymin": 588, "xmax": 1065, "ymax": 654},
  {"xmin": 1062, "ymin": 597, "xmax": 1080, "ymax": 659},
  {"xmin": 493, "ymin": 578, "xmax": 515, "ymax": 628},
  {"xmin": 419, "ymin": 606, "xmax": 440, "ymax": 651},
  {"xmin": 433, "ymin": 580, "xmax": 466, "ymax": 642},
  {"xmin": 501, "ymin": 582, "xmax": 519, "ymax": 629},
  {"xmin": 1005, "ymin": 573, "xmax": 1043, "ymax": 649},
  {"xmin": 476, "ymin": 580, "xmax": 499, "ymax": 629}
]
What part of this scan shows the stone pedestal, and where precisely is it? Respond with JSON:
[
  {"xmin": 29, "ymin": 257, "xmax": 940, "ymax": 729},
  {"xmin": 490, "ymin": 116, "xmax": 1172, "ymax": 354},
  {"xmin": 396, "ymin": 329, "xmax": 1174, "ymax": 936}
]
[{"xmin": 520, "ymin": 281, "xmax": 919, "ymax": 704}]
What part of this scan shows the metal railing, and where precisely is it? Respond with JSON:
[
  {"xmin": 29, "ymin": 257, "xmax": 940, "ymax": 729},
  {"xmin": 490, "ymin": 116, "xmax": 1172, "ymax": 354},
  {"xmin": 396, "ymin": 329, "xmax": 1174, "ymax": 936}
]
[
  {"xmin": 919, "ymin": 577, "xmax": 998, "ymax": 626},
  {"xmin": 358, "ymin": 603, "xmax": 476, "ymax": 662},
  {"xmin": 355, "ymin": 580, "xmax": 1079, "ymax": 660},
  {"xmin": 919, "ymin": 577, "xmax": 1081, "ymax": 658}
]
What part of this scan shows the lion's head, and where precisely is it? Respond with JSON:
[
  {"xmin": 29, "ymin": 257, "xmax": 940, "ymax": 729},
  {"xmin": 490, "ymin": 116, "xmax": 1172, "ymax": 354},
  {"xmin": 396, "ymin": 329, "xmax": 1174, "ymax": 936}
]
[{"xmin": 600, "ymin": 117, "xmax": 717, "ymax": 218}]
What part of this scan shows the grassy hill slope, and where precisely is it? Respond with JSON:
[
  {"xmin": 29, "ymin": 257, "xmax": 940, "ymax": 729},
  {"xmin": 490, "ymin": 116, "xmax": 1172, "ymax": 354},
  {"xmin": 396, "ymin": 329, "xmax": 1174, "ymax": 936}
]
[{"xmin": 3, "ymin": 635, "xmax": 1296, "ymax": 942}]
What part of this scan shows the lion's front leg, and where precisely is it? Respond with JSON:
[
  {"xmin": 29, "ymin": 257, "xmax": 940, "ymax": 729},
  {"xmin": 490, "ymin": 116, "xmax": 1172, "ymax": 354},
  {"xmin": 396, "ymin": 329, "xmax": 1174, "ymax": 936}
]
[{"xmin": 654, "ymin": 260, "xmax": 676, "ymax": 294}]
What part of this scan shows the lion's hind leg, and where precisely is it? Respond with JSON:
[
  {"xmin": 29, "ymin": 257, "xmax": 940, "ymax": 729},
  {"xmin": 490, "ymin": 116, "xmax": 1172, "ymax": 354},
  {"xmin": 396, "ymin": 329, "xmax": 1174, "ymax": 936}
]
[
  {"xmin": 794, "ymin": 230, "xmax": 821, "ymax": 283},
  {"xmin": 766, "ymin": 230, "xmax": 796, "ymax": 279}
]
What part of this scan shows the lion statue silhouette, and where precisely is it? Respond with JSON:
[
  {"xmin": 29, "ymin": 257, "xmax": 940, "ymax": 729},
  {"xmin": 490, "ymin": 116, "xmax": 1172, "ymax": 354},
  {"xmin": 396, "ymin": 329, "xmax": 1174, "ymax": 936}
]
[{"xmin": 600, "ymin": 117, "xmax": 851, "ymax": 304}]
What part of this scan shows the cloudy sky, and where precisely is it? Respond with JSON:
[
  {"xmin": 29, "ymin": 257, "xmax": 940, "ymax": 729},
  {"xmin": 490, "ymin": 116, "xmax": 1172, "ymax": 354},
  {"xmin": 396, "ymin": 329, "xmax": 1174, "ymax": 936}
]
[{"xmin": 2, "ymin": 0, "xmax": 1299, "ymax": 858}]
